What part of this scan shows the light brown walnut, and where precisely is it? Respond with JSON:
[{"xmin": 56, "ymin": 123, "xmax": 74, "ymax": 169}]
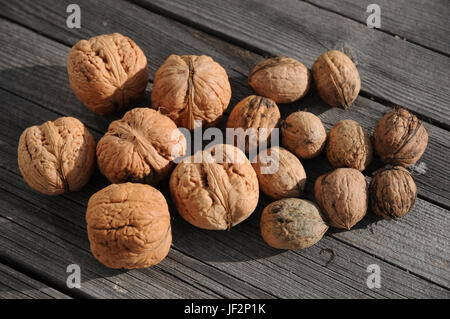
[
  {"xmin": 17, "ymin": 117, "xmax": 95, "ymax": 195},
  {"xmin": 67, "ymin": 33, "xmax": 149, "ymax": 115},
  {"xmin": 86, "ymin": 183, "xmax": 172, "ymax": 269}
]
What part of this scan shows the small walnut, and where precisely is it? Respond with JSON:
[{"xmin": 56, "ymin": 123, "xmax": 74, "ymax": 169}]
[
  {"xmin": 326, "ymin": 119, "xmax": 373, "ymax": 171},
  {"xmin": 369, "ymin": 166, "xmax": 417, "ymax": 220},
  {"xmin": 260, "ymin": 198, "xmax": 328, "ymax": 250},
  {"xmin": 311, "ymin": 50, "xmax": 360, "ymax": 109},
  {"xmin": 226, "ymin": 95, "xmax": 280, "ymax": 153},
  {"xmin": 314, "ymin": 168, "xmax": 368, "ymax": 229},
  {"xmin": 281, "ymin": 111, "xmax": 326, "ymax": 159},
  {"xmin": 17, "ymin": 117, "xmax": 95, "ymax": 195},
  {"xmin": 170, "ymin": 144, "xmax": 259, "ymax": 230},
  {"xmin": 152, "ymin": 54, "xmax": 231, "ymax": 130},
  {"xmin": 86, "ymin": 183, "xmax": 172, "ymax": 269},
  {"xmin": 373, "ymin": 107, "xmax": 428, "ymax": 167},
  {"xmin": 253, "ymin": 147, "xmax": 306, "ymax": 199},
  {"xmin": 67, "ymin": 33, "xmax": 149, "ymax": 115},
  {"xmin": 96, "ymin": 108, "xmax": 186, "ymax": 185},
  {"xmin": 248, "ymin": 57, "xmax": 311, "ymax": 103}
]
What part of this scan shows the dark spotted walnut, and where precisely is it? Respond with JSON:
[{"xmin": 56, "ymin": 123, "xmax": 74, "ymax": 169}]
[
  {"xmin": 67, "ymin": 33, "xmax": 149, "ymax": 115},
  {"xmin": 260, "ymin": 198, "xmax": 328, "ymax": 250},
  {"xmin": 96, "ymin": 108, "xmax": 186, "ymax": 185},
  {"xmin": 17, "ymin": 117, "xmax": 96, "ymax": 195},
  {"xmin": 86, "ymin": 183, "xmax": 172, "ymax": 269},
  {"xmin": 373, "ymin": 107, "xmax": 428, "ymax": 167},
  {"xmin": 369, "ymin": 166, "xmax": 417, "ymax": 220}
]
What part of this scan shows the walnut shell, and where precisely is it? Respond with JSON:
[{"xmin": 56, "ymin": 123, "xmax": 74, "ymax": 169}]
[
  {"xmin": 169, "ymin": 144, "xmax": 259, "ymax": 230},
  {"xmin": 248, "ymin": 57, "xmax": 311, "ymax": 103},
  {"xmin": 326, "ymin": 119, "xmax": 373, "ymax": 171},
  {"xmin": 314, "ymin": 168, "xmax": 368, "ymax": 230},
  {"xmin": 86, "ymin": 183, "xmax": 172, "ymax": 269},
  {"xmin": 151, "ymin": 54, "xmax": 231, "ymax": 130},
  {"xmin": 67, "ymin": 33, "xmax": 149, "ymax": 115},
  {"xmin": 226, "ymin": 95, "xmax": 280, "ymax": 153},
  {"xmin": 311, "ymin": 50, "xmax": 360, "ymax": 109},
  {"xmin": 96, "ymin": 108, "xmax": 186, "ymax": 185},
  {"xmin": 17, "ymin": 117, "xmax": 95, "ymax": 195},
  {"xmin": 369, "ymin": 166, "xmax": 417, "ymax": 220},
  {"xmin": 373, "ymin": 107, "xmax": 428, "ymax": 167},
  {"xmin": 253, "ymin": 147, "xmax": 306, "ymax": 199},
  {"xmin": 281, "ymin": 111, "xmax": 327, "ymax": 159},
  {"xmin": 260, "ymin": 198, "xmax": 328, "ymax": 250}
]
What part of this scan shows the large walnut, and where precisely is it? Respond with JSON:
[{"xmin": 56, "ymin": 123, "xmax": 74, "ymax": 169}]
[
  {"xmin": 282, "ymin": 111, "xmax": 327, "ymax": 159},
  {"xmin": 373, "ymin": 107, "xmax": 428, "ymax": 167},
  {"xmin": 260, "ymin": 198, "xmax": 328, "ymax": 250},
  {"xmin": 326, "ymin": 119, "xmax": 373, "ymax": 171},
  {"xmin": 312, "ymin": 50, "xmax": 360, "ymax": 109},
  {"xmin": 170, "ymin": 144, "xmax": 259, "ymax": 230},
  {"xmin": 17, "ymin": 117, "xmax": 95, "ymax": 195},
  {"xmin": 68, "ymin": 33, "xmax": 149, "ymax": 115},
  {"xmin": 253, "ymin": 146, "xmax": 306, "ymax": 199},
  {"xmin": 151, "ymin": 54, "xmax": 231, "ymax": 130},
  {"xmin": 96, "ymin": 108, "xmax": 186, "ymax": 185},
  {"xmin": 314, "ymin": 168, "xmax": 368, "ymax": 230},
  {"xmin": 226, "ymin": 95, "xmax": 280, "ymax": 153},
  {"xmin": 86, "ymin": 183, "xmax": 172, "ymax": 269},
  {"xmin": 248, "ymin": 57, "xmax": 311, "ymax": 103},
  {"xmin": 369, "ymin": 166, "xmax": 417, "ymax": 220}
]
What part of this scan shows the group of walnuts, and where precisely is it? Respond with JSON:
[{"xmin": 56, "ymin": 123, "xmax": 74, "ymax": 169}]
[{"xmin": 17, "ymin": 33, "xmax": 428, "ymax": 269}]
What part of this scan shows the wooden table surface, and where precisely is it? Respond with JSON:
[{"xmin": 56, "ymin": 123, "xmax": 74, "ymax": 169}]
[{"xmin": 0, "ymin": 0, "xmax": 449, "ymax": 299}]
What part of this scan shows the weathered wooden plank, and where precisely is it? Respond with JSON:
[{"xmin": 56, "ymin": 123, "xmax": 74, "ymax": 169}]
[
  {"xmin": 131, "ymin": 0, "xmax": 450, "ymax": 128},
  {"xmin": 308, "ymin": 0, "xmax": 450, "ymax": 55},
  {"xmin": 0, "ymin": 262, "xmax": 71, "ymax": 299}
]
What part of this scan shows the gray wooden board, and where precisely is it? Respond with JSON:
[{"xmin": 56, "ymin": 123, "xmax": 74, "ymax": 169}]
[
  {"xmin": 308, "ymin": 0, "xmax": 450, "ymax": 55},
  {"xmin": 132, "ymin": 0, "xmax": 450, "ymax": 128},
  {"xmin": 0, "ymin": 262, "xmax": 71, "ymax": 299}
]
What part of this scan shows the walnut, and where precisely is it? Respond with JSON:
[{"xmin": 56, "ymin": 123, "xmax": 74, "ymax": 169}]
[
  {"xmin": 253, "ymin": 146, "xmax": 306, "ymax": 199},
  {"xmin": 248, "ymin": 57, "xmax": 311, "ymax": 103},
  {"xmin": 373, "ymin": 107, "xmax": 428, "ymax": 167},
  {"xmin": 326, "ymin": 119, "xmax": 373, "ymax": 171},
  {"xmin": 169, "ymin": 144, "xmax": 259, "ymax": 230},
  {"xmin": 260, "ymin": 198, "xmax": 328, "ymax": 250},
  {"xmin": 96, "ymin": 108, "xmax": 186, "ymax": 185},
  {"xmin": 314, "ymin": 168, "xmax": 368, "ymax": 230},
  {"xmin": 226, "ymin": 95, "xmax": 280, "ymax": 153},
  {"xmin": 17, "ymin": 117, "xmax": 95, "ymax": 195},
  {"xmin": 281, "ymin": 111, "xmax": 327, "ymax": 159},
  {"xmin": 67, "ymin": 33, "xmax": 149, "ymax": 115},
  {"xmin": 369, "ymin": 166, "xmax": 417, "ymax": 220},
  {"xmin": 151, "ymin": 54, "xmax": 231, "ymax": 130},
  {"xmin": 311, "ymin": 50, "xmax": 360, "ymax": 109},
  {"xmin": 86, "ymin": 183, "xmax": 172, "ymax": 269}
]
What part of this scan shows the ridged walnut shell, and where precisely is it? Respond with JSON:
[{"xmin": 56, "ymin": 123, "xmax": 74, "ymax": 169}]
[
  {"xmin": 282, "ymin": 111, "xmax": 327, "ymax": 159},
  {"xmin": 260, "ymin": 198, "xmax": 328, "ymax": 250},
  {"xmin": 253, "ymin": 147, "xmax": 306, "ymax": 199},
  {"xmin": 373, "ymin": 107, "xmax": 428, "ymax": 167},
  {"xmin": 369, "ymin": 166, "xmax": 417, "ymax": 220},
  {"xmin": 326, "ymin": 119, "xmax": 373, "ymax": 171},
  {"xmin": 17, "ymin": 117, "xmax": 95, "ymax": 195},
  {"xmin": 248, "ymin": 57, "xmax": 311, "ymax": 103},
  {"xmin": 312, "ymin": 50, "xmax": 360, "ymax": 109},
  {"xmin": 152, "ymin": 54, "xmax": 231, "ymax": 130},
  {"xmin": 314, "ymin": 168, "xmax": 368, "ymax": 230},
  {"xmin": 86, "ymin": 183, "xmax": 172, "ymax": 269},
  {"xmin": 226, "ymin": 95, "xmax": 280, "ymax": 153},
  {"xmin": 170, "ymin": 144, "xmax": 259, "ymax": 230},
  {"xmin": 68, "ymin": 33, "xmax": 149, "ymax": 115},
  {"xmin": 96, "ymin": 108, "xmax": 186, "ymax": 185}
]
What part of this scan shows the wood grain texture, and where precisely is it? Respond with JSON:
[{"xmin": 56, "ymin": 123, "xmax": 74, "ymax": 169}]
[
  {"xmin": 308, "ymin": 0, "xmax": 450, "ymax": 55},
  {"xmin": 131, "ymin": 0, "xmax": 450, "ymax": 128}
]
